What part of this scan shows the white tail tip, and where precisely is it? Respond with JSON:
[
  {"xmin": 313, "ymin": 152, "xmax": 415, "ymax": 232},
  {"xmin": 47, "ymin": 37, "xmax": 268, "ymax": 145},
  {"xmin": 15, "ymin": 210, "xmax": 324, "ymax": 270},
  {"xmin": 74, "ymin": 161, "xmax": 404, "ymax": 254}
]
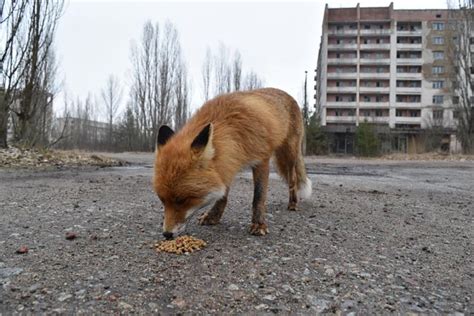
[{"xmin": 298, "ymin": 177, "xmax": 312, "ymax": 200}]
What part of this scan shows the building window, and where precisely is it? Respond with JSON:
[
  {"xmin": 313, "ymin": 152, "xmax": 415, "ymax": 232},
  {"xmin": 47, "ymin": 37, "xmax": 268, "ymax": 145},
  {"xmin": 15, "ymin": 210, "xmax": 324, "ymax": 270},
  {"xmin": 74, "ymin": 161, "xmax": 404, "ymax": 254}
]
[
  {"xmin": 433, "ymin": 110, "xmax": 444, "ymax": 120},
  {"xmin": 410, "ymin": 110, "xmax": 420, "ymax": 117},
  {"xmin": 433, "ymin": 51, "xmax": 444, "ymax": 60},
  {"xmin": 432, "ymin": 80, "xmax": 444, "ymax": 89},
  {"xmin": 436, "ymin": 14, "xmax": 442, "ymax": 18},
  {"xmin": 433, "ymin": 36, "xmax": 444, "ymax": 44},
  {"xmin": 453, "ymin": 110, "xmax": 459, "ymax": 119},
  {"xmin": 453, "ymin": 96, "xmax": 460, "ymax": 104},
  {"xmin": 375, "ymin": 109, "xmax": 383, "ymax": 117},
  {"xmin": 433, "ymin": 95, "xmax": 444, "ymax": 104},
  {"xmin": 432, "ymin": 22, "xmax": 445, "ymax": 30},
  {"xmin": 432, "ymin": 66, "xmax": 444, "ymax": 74}
]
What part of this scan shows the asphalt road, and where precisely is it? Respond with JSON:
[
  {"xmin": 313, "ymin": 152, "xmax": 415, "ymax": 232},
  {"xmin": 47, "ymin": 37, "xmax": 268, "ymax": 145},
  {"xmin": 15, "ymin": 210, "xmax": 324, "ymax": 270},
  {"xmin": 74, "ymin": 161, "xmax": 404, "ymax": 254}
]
[{"xmin": 0, "ymin": 154, "xmax": 472, "ymax": 314}]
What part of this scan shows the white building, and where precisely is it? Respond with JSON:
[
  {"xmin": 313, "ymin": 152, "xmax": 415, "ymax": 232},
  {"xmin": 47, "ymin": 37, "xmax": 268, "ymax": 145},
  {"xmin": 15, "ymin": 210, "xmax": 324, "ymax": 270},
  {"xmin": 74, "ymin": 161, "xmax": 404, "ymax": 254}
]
[{"xmin": 314, "ymin": 3, "xmax": 462, "ymax": 154}]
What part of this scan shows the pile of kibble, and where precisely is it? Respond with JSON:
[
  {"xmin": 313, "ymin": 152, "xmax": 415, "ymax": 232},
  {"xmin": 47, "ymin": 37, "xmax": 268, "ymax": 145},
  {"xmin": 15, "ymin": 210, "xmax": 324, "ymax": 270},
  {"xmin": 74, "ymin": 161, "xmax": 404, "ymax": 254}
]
[{"xmin": 155, "ymin": 235, "xmax": 207, "ymax": 254}]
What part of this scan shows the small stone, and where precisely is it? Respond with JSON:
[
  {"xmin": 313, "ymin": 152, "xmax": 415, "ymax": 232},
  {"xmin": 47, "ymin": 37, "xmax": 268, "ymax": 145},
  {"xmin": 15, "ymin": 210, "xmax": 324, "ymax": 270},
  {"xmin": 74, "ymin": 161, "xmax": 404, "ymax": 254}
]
[
  {"xmin": 171, "ymin": 297, "xmax": 186, "ymax": 308},
  {"xmin": 118, "ymin": 301, "xmax": 133, "ymax": 309},
  {"xmin": 303, "ymin": 268, "xmax": 310, "ymax": 275},
  {"xmin": 255, "ymin": 303, "xmax": 268, "ymax": 310},
  {"xmin": 228, "ymin": 284, "xmax": 239, "ymax": 291},
  {"xmin": 57, "ymin": 293, "xmax": 72, "ymax": 302},
  {"xmin": 263, "ymin": 295, "xmax": 276, "ymax": 301},
  {"xmin": 282, "ymin": 284, "xmax": 294, "ymax": 293},
  {"xmin": 325, "ymin": 268, "xmax": 335, "ymax": 276},
  {"xmin": 16, "ymin": 246, "xmax": 29, "ymax": 254},
  {"xmin": 65, "ymin": 232, "xmax": 77, "ymax": 240},
  {"xmin": 28, "ymin": 284, "xmax": 40, "ymax": 293},
  {"xmin": 307, "ymin": 295, "xmax": 330, "ymax": 313}
]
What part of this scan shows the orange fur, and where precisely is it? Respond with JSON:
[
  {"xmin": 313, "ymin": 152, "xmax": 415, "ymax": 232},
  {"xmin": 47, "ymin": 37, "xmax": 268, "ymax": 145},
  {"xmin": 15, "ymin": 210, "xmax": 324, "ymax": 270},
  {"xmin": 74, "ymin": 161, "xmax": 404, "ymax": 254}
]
[{"xmin": 154, "ymin": 88, "xmax": 310, "ymax": 236}]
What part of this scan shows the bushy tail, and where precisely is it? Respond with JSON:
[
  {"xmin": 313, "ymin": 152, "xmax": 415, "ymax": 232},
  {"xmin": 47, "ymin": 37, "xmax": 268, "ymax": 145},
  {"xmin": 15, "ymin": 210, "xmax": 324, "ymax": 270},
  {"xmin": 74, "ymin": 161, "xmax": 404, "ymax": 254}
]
[
  {"xmin": 274, "ymin": 148, "xmax": 312, "ymax": 200},
  {"xmin": 296, "ymin": 153, "xmax": 312, "ymax": 199}
]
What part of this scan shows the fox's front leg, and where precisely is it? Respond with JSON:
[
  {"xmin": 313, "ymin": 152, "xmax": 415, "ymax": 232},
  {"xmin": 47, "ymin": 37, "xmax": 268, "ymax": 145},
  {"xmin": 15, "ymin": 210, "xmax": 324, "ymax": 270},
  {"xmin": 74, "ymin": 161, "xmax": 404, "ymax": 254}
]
[
  {"xmin": 249, "ymin": 159, "xmax": 270, "ymax": 236},
  {"xmin": 198, "ymin": 187, "xmax": 229, "ymax": 225}
]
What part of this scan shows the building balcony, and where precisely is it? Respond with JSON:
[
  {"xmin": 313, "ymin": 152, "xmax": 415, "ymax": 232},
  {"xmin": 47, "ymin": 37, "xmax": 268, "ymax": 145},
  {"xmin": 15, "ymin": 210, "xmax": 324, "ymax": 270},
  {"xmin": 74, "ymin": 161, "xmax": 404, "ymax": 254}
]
[
  {"xmin": 359, "ymin": 116, "xmax": 390, "ymax": 123},
  {"xmin": 326, "ymin": 116, "xmax": 357, "ymax": 123},
  {"xmin": 395, "ymin": 116, "xmax": 422, "ymax": 123},
  {"xmin": 360, "ymin": 58, "xmax": 391, "ymax": 65},
  {"xmin": 327, "ymin": 44, "xmax": 358, "ymax": 50},
  {"xmin": 327, "ymin": 86, "xmax": 357, "ymax": 93},
  {"xmin": 396, "ymin": 58, "xmax": 423, "ymax": 65},
  {"xmin": 360, "ymin": 44, "xmax": 391, "ymax": 50},
  {"xmin": 395, "ymin": 102, "xmax": 422, "ymax": 109},
  {"xmin": 359, "ymin": 101, "xmax": 390, "ymax": 108},
  {"xmin": 325, "ymin": 101, "xmax": 357, "ymax": 108},
  {"xmin": 396, "ymin": 72, "xmax": 423, "ymax": 80},
  {"xmin": 328, "ymin": 29, "xmax": 358, "ymax": 36},
  {"xmin": 397, "ymin": 43, "xmax": 422, "ymax": 50},
  {"xmin": 360, "ymin": 29, "xmax": 392, "ymax": 36},
  {"xmin": 327, "ymin": 58, "xmax": 358, "ymax": 65},
  {"xmin": 359, "ymin": 86, "xmax": 390, "ymax": 93},
  {"xmin": 327, "ymin": 72, "xmax": 358, "ymax": 79},
  {"xmin": 397, "ymin": 30, "xmax": 422, "ymax": 36},
  {"xmin": 396, "ymin": 87, "xmax": 422, "ymax": 93},
  {"xmin": 359, "ymin": 72, "xmax": 390, "ymax": 79}
]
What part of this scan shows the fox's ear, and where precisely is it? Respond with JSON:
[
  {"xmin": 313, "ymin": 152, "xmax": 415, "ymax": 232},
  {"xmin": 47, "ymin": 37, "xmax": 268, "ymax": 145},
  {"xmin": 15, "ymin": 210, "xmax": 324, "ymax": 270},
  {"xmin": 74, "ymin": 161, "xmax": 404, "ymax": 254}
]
[
  {"xmin": 191, "ymin": 123, "xmax": 214, "ymax": 160},
  {"xmin": 157, "ymin": 125, "xmax": 174, "ymax": 149}
]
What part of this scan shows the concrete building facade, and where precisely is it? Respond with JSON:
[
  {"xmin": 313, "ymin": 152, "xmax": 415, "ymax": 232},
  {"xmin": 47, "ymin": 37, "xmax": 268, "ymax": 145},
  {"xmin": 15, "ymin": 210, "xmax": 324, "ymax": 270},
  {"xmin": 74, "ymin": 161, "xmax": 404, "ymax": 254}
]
[{"xmin": 314, "ymin": 3, "xmax": 461, "ymax": 154}]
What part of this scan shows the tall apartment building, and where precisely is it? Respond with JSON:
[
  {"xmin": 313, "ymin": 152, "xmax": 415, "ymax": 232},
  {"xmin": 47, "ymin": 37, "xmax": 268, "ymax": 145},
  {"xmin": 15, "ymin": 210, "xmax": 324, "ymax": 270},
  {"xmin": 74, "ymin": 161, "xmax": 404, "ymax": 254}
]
[{"xmin": 314, "ymin": 3, "xmax": 462, "ymax": 154}]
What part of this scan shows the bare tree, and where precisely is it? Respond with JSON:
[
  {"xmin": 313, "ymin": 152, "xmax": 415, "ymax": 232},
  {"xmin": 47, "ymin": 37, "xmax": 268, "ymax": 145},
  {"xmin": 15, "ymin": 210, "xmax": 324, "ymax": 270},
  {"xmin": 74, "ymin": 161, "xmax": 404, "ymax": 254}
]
[
  {"xmin": 10, "ymin": 0, "xmax": 64, "ymax": 147},
  {"xmin": 232, "ymin": 50, "xmax": 242, "ymax": 91},
  {"xmin": 129, "ymin": 20, "xmax": 188, "ymax": 150},
  {"xmin": 242, "ymin": 70, "xmax": 264, "ymax": 91},
  {"xmin": 201, "ymin": 47, "xmax": 212, "ymax": 101},
  {"xmin": 0, "ymin": 0, "xmax": 29, "ymax": 148},
  {"xmin": 174, "ymin": 62, "xmax": 190, "ymax": 130},
  {"xmin": 101, "ymin": 74, "xmax": 122, "ymax": 147},
  {"xmin": 447, "ymin": 1, "xmax": 474, "ymax": 153},
  {"xmin": 214, "ymin": 42, "xmax": 232, "ymax": 95}
]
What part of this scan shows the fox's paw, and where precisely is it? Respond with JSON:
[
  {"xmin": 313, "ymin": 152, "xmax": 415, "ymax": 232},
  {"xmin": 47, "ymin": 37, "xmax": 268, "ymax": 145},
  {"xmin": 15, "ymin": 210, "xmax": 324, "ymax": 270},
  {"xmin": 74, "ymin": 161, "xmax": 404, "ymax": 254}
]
[
  {"xmin": 198, "ymin": 212, "xmax": 220, "ymax": 226},
  {"xmin": 287, "ymin": 203, "xmax": 298, "ymax": 211},
  {"xmin": 249, "ymin": 223, "xmax": 269, "ymax": 236}
]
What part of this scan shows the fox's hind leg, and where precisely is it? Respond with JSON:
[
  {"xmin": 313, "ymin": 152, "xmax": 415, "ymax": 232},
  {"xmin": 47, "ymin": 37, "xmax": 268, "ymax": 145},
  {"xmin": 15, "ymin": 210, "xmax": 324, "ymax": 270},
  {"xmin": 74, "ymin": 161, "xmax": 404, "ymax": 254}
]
[
  {"xmin": 249, "ymin": 159, "xmax": 270, "ymax": 236},
  {"xmin": 198, "ymin": 187, "xmax": 229, "ymax": 225},
  {"xmin": 274, "ymin": 142, "xmax": 299, "ymax": 211}
]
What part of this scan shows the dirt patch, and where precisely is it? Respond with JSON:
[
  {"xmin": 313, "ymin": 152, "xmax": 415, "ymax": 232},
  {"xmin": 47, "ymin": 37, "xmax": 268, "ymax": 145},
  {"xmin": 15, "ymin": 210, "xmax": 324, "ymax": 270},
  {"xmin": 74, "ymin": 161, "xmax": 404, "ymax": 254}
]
[{"xmin": 0, "ymin": 147, "xmax": 125, "ymax": 169}]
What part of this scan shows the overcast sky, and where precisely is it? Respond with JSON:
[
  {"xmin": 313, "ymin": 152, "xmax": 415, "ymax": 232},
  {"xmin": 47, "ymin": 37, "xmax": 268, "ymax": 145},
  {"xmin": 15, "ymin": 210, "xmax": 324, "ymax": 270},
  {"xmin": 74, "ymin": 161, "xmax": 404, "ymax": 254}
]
[{"xmin": 55, "ymin": 0, "xmax": 449, "ymax": 118}]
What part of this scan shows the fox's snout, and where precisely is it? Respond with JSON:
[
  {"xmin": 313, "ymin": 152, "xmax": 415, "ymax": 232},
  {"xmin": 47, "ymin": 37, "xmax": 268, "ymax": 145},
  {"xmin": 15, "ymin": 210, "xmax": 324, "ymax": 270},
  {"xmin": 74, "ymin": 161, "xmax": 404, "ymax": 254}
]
[
  {"xmin": 163, "ymin": 231, "xmax": 174, "ymax": 240},
  {"xmin": 162, "ymin": 219, "xmax": 187, "ymax": 240}
]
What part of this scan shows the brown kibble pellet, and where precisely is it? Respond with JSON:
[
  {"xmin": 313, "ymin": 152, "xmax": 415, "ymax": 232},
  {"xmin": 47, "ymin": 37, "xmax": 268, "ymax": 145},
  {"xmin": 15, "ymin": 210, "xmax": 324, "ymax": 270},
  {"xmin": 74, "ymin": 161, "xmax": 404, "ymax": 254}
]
[{"xmin": 155, "ymin": 235, "xmax": 207, "ymax": 255}]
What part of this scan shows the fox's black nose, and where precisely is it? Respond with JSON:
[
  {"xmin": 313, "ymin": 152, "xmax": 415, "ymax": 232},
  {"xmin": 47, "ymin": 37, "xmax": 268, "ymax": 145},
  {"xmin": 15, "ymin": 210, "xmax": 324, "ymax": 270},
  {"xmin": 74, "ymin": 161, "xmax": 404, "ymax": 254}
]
[{"xmin": 163, "ymin": 232, "xmax": 174, "ymax": 240}]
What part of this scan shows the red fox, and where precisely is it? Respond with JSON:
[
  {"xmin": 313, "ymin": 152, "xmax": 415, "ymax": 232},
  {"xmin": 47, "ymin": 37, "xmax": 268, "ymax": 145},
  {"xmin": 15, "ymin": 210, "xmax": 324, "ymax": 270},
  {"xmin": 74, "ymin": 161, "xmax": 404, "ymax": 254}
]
[{"xmin": 153, "ymin": 88, "xmax": 311, "ymax": 239}]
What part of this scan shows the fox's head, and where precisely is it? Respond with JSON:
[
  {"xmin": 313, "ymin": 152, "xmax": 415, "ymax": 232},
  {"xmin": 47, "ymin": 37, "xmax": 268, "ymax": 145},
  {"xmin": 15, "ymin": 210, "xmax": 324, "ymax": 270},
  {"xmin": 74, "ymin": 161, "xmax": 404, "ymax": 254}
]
[{"xmin": 153, "ymin": 123, "xmax": 226, "ymax": 239}]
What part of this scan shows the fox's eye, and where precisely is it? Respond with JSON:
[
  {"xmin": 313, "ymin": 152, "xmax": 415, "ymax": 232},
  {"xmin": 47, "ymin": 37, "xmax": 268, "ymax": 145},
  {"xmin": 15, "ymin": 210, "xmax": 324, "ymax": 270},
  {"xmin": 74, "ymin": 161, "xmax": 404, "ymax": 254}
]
[{"xmin": 175, "ymin": 197, "xmax": 187, "ymax": 205}]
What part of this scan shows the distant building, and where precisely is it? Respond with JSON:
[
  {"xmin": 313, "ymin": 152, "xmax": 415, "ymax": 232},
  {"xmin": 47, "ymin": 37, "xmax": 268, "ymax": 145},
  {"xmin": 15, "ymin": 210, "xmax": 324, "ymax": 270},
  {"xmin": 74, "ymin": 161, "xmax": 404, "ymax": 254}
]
[
  {"xmin": 314, "ymin": 3, "xmax": 464, "ymax": 154},
  {"xmin": 54, "ymin": 117, "xmax": 111, "ymax": 143}
]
